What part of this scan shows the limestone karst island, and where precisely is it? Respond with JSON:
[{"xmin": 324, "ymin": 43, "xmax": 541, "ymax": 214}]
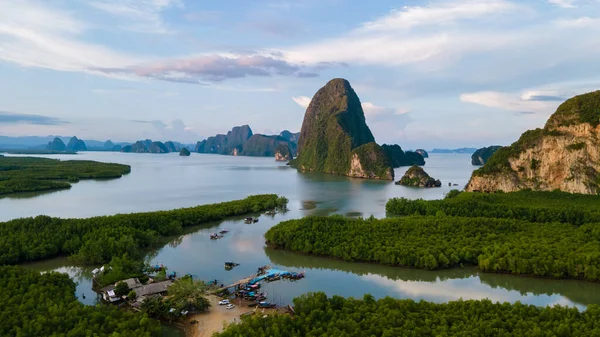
[{"xmin": 3, "ymin": 2, "xmax": 600, "ymax": 337}]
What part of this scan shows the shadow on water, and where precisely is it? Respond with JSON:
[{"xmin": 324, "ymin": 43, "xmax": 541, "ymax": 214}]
[
  {"xmin": 265, "ymin": 247, "xmax": 600, "ymax": 307},
  {"xmin": 0, "ymin": 189, "xmax": 65, "ymax": 200}
]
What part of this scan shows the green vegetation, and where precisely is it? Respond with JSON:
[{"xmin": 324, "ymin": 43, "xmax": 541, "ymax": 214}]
[
  {"xmin": 0, "ymin": 265, "xmax": 160, "ymax": 337},
  {"xmin": 350, "ymin": 142, "xmax": 394, "ymax": 180},
  {"xmin": 96, "ymin": 254, "xmax": 148, "ymax": 287},
  {"xmin": 386, "ymin": 190, "xmax": 600, "ymax": 225},
  {"xmin": 291, "ymin": 78, "xmax": 380, "ymax": 177},
  {"xmin": 217, "ymin": 292, "xmax": 600, "ymax": 337},
  {"xmin": 567, "ymin": 142, "xmax": 586, "ymax": 151},
  {"xmin": 141, "ymin": 276, "xmax": 209, "ymax": 321},
  {"xmin": 396, "ymin": 165, "xmax": 440, "ymax": 187},
  {"xmin": 265, "ymin": 215, "xmax": 600, "ymax": 280},
  {"xmin": 545, "ymin": 90, "xmax": 600, "ymax": 128},
  {"xmin": 0, "ymin": 194, "xmax": 287, "ymax": 265},
  {"xmin": 0, "ymin": 156, "xmax": 130, "ymax": 195},
  {"xmin": 472, "ymin": 129, "xmax": 544, "ymax": 176}
]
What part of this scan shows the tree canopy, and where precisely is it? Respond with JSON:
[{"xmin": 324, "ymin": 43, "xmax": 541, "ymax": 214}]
[{"xmin": 0, "ymin": 265, "xmax": 161, "ymax": 337}]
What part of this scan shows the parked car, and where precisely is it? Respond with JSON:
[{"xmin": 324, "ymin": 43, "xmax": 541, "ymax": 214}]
[
  {"xmin": 226, "ymin": 304, "xmax": 235, "ymax": 310},
  {"xmin": 218, "ymin": 299, "xmax": 230, "ymax": 305}
]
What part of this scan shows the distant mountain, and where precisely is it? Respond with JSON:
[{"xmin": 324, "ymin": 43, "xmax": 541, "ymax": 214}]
[
  {"xmin": 66, "ymin": 137, "xmax": 87, "ymax": 151},
  {"xmin": 381, "ymin": 144, "xmax": 425, "ymax": 168},
  {"xmin": 46, "ymin": 137, "xmax": 66, "ymax": 151},
  {"xmin": 430, "ymin": 148, "xmax": 477, "ymax": 154},
  {"xmin": 279, "ymin": 130, "xmax": 300, "ymax": 143},
  {"xmin": 194, "ymin": 125, "xmax": 299, "ymax": 159}
]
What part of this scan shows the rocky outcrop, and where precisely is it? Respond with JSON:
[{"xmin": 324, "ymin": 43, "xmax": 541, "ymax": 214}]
[
  {"xmin": 179, "ymin": 148, "xmax": 191, "ymax": 156},
  {"xmin": 227, "ymin": 125, "xmax": 253, "ymax": 149},
  {"xmin": 241, "ymin": 135, "xmax": 296, "ymax": 157},
  {"xmin": 275, "ymin": 143, "xmax": 293, "ymax": 161},
  {"xmin": 148, "ymin": 141, "xmax": 168, "ymax": 153},
  {"xmin": 122, "ymin": 141, "xmax": 149, "ymax": 153},
  {"xmin": 381, "ymin": 144, "xmax": 425, "ymax": 167},
  {"xmin": 349, "ymin": 143, "xmax": 394, "ymax": 180},
  {"xmin": 396, "ymin": 165, "xmax": 441, "ymax": 187},
  {"xmin": 165, "ymin": 141, "xmax": 178, "ymax": 152},
  {"xmin": 66, "ymin": 136, "xmax": 87, "ymax": 151},
  {"xmin": 471, "ymin": 146, "xmax": 502, "ymax": 165},
  {"xmin": 45, "ymin": 138, "xmax": 66, "ymax": 151},
  {"xmin": 291, "ymin": 78, "xmax": 393, "ymax": 180},
  {"xmin": 415, "ymin": 149, "xmax": 429, "ymax": 158},
  {"xmin": 466, "ymin": 90, "xmax": 600, "ymax": 194}
]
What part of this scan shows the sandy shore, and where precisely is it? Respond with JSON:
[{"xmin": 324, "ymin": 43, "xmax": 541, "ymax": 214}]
[{"xmin": 186, "ymin": 295, "xmax": 271, "ymax": 337}]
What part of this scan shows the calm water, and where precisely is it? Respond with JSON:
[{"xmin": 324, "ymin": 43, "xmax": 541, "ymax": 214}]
[{"xmin": 4, "ymin": 152, "xmax": 599, "ymax": 311}]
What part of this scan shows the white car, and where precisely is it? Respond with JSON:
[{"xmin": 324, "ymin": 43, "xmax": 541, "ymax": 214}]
[
  {"xmin": 226, "ymin": 304, "xmax": 235, "ymax": 310},
  {"xmin": 218, "ymin": 299, "xmax": 230, "ymax": 305}
]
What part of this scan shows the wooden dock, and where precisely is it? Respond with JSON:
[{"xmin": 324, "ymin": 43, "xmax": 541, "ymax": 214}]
[{"xmin": 210, "ymin": 275, "xmax": 255, "ymax": 294}]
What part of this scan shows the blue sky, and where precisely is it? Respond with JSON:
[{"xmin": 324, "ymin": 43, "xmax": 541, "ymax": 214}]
[{"xmin": 0, "ymin": 0, "xmax": 599, "ymax": 149}]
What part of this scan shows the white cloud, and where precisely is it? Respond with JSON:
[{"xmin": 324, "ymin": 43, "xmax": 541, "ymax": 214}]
[
  {"xmin": 547, "ymin": 0, "xmax": 577, "ymax": 8},
  {"xmin": 0, "ymin": 0, "xmax": 141, "ymax": 77},
  {"xmin": 359, "ymin": 0, "xmax": 518, "ymax": 32},
  {"xmin": 282, "ymin": 0, "xmax": 522, "ymax": 67},
  {"xmin": 87, "ymin": 0, "xmax": 182, "ymax": 34},
  {"xmin": 460, "ymin": 91, "xmax": 559, "ymax": 114},
  {"xmin": 292, "ymin": 96, "xmax": 312, "ymax": 109},
  {"xmin": 554, "ymin": 17, "xmax": 600, "ymax": 28}
]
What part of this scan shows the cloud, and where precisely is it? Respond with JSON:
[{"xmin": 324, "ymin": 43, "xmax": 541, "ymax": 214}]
[
  {"xmin": 460, "ymin": 91, "xmax": 559, "ymax": 114},
  {"xmin": 87, "ymin": 0, "xmax": 182, "ymax": 34},
  {"xmin": 359, "ymin": 0, "xmax": 518, "ymax": 32},
  {"xmin": 554, "ymin": 17, "xmax": 600, "ymax": 28},
  {"xmin": 97, "ymin": 54, "xmax": 314, "ymax": 84},
  {"xmin": 292, "ymin": 96, "xmax": 312, "ymax": 109},
  {"xmin": 547, "ymin": 0, "xmax": 577, "ymax": 8},
  {"xmin": 128, "ymin": 119, "xmax": 200, "ymax": 141},
  {"xmin": 0, "ymin": 111, "xmax": 68, "ymax": 125},
  {"xmin": 282, "ymin": 0, "xmax": 523, "ymax": 67},
  {"xmin": 0, "ymin": 1, "xmax": 141, "ymax": 77}
]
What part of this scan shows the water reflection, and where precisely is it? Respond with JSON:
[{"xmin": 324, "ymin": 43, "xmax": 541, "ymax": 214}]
[{"xmin": 265, "ymin": 248, "xmax": 594, "ymax": 310}]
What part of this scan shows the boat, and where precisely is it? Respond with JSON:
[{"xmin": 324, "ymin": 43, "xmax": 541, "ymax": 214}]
[
  {"xmin": 224, "ymin": 262, "xmax": 240, "ymax": 268},
  {"xmin": 265, "ymin": 211, "xmax": 276, "ymax": 216},
  {"xmin": 219, "ymin": 230, "xmax": 229, "ymax": 234}
]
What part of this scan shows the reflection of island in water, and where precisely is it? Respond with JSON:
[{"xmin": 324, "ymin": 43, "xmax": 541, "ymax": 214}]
[
  {"xmin": 296, "ymin": 172, "xmax": 390, "ymax": 217},
  {"xmin": 265, "ymin": 247, "xmax": 600, "ymax": 307}
]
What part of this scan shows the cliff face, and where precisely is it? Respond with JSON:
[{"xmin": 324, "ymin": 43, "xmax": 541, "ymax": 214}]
[
  {"xmin": 397, "ymin": 165, "xmax": 441, "ymax": 187},
  {"xmin": 280, "ymin": 130, "xmax": 300, "ymax": 143},
  {"xmin": 471, "ymin": 146, "xmax": 502, "ymax": 165},
  {"xmin": 466, "ymin": 90, "xmax": 600, "ymax": 194},
  {"xmin": 292, "ymin": 78, "xmax": 392, "ymax": 180},
  {"xmin": 46, "ymin": 138, "xmax": 66, "ymax": 151},
  {"xmin": 227, "ymin": 125, "xmax": 253, "ymax": 149}
]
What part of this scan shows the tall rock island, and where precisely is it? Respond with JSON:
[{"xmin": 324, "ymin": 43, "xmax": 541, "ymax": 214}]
[
  {"xmin": 290, "ymin": 78, "xmax": 394, "ymax": 180},
  {"xmin": 466, "ymin": 90, "xmax": 600, "ymax": 194}
]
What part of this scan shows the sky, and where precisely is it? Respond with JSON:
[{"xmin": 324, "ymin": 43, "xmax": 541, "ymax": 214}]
[{"xmin": 0, "ymin": 0, "xmax": 599, "ymax": 149}]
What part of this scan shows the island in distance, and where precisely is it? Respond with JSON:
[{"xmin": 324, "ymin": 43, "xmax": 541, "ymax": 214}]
[
  {"xmin": 467, "ymin": 90, "xmax": 600, "ymax": 194},
  {"xmin": 289, "ymin": 78, "xmax": 424, "ymax": 180}
]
